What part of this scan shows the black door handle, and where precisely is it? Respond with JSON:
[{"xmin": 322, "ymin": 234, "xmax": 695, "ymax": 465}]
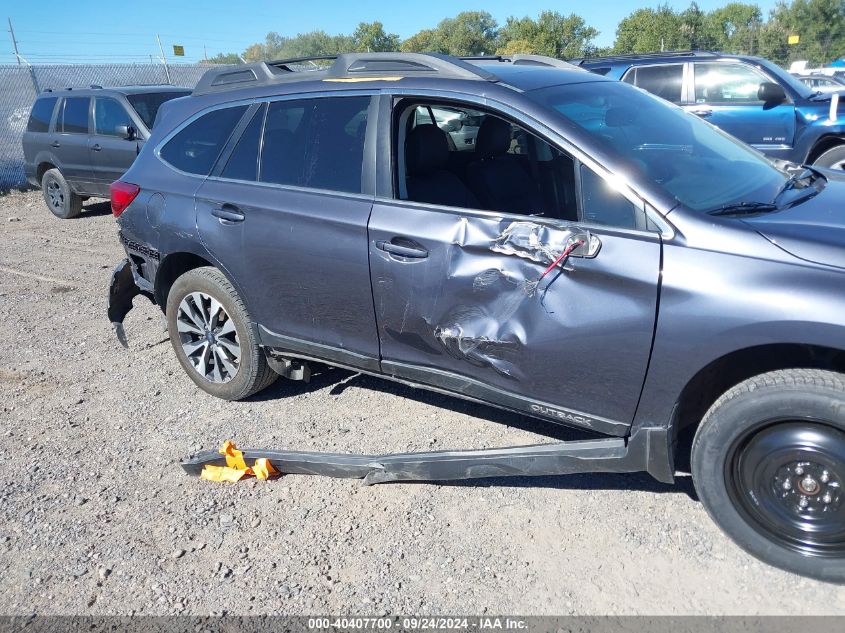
[
  {"xmin": 376, "ymin": 239, "xmax": 428, "ymax": 259},
  {"xmin": 211, "ymin": 204, "xmax": 245, "ymax": 224},
  {"xmin": 91, "ymin": 144, "xmax": 102, "ymax": 151},
  {"xmin": 51, "ymin": 141, "xmax": 60, "ymax": 148}
]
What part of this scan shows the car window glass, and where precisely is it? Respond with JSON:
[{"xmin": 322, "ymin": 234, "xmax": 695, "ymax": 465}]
[
  {"xmin": 221, "ymin": 104, "xmax": 265, "ymax": 182},
  {"xmin": 695, "ymin": 63, "xmax": 766, "ymax": 103},
  {"xmin": 59, "ymin": 97, "xmax": 90, "ymax": 134},
  {"xmin": 160, "ymin": 105, "xmax": 248, "ymax": 175},
  {"xmin": 27, "ymin": 97, "xmax": 57, "ymax": 133},
  {"xmin": 623, "ymin": 65, "xmax": 684, "ymax": 103},
  {"xmin": 126, "ymin": 91, "xmax": 188, "ymax": 130},
  {"xmin": 94, "ymin": 97, "xmax": 131, "ymax": 137},
  {"xmin": 260, "ymin": 96, "xmax": 369, "ymax": 193},
  {"xmin": 399, "ymin": 102, "xmax": 580, "ymax": 223},
  {"xmin": 533, "ymin": 81, "xmax": 787, "ymax": 213},
  {"xmin": 579, "ymin": 165, "xmax": 647, "ymax": 230}
]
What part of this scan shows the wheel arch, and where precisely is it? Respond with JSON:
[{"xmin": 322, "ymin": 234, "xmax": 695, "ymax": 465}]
[
  {"xmin": 806, "ymin": 134, "xmax": 845, "ymax": 164},
  {"xmin": 36, "ymin": 160, "xmax": 57, "ymax": 182},
  {"xmin": 671, "ymin": 342, "xmax": 845, "ymax": 470},
  {"xmin": 154, "ymin": 251, "xmax": 215, "ymax": 308}
]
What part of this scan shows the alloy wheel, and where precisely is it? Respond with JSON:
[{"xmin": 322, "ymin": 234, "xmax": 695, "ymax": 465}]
[
  {"xmin": 46, "ymin": 178, "xmax": 64, "ymax": 212},
  {"xmin": 176, "ymin": 291, "xmax": 241, "ymax": 383}
]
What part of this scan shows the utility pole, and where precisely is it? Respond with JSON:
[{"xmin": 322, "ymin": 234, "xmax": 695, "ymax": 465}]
[
  {"xmin": 156, "ymin": 34, "xmax": 172, "ymax": 85},
  {"xmin": 8, "ymin": 17, "xmax": 21, "ymax": 64},
  {"xmin": 204, "ymin": 44, "xmax": 208, "ymax": 62}
]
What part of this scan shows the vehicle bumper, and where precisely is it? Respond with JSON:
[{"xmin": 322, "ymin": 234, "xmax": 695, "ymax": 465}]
[{"xmin": 107, "ymin": 258, "xmax": 154, "ymax": 348}]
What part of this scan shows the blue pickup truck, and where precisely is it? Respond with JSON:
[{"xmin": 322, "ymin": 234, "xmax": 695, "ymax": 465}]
[{"xmin": 575, "ymin": 51, "xmax": 845, "ymax": 170}]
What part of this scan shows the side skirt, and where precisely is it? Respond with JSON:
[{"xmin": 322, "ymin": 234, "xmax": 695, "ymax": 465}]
[
  {"xmin": 258, "ymin": 326, "xmax": 629, "ymax": 437},
  {"xmin": 181, "ymin": 426, "xmax": 674, "ymax": 484}
]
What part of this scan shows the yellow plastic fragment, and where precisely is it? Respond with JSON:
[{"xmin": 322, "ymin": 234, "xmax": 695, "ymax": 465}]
[
  {"xmin": 201, "ymin": 464, "xmax": 248, "ymax": 483},
  {"xmin": 200, "ymin": 440, "xmax": 279, "ymax": 483},
  {"xmin": 252, "ymin": 458, "xmax": 277, "ymax": 481},
  {"xmin": 220, "ymin": 440, "xmax": 248, "ymax": 470}
]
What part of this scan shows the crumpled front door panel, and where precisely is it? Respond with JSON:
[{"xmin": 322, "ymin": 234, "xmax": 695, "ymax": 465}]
[{"xmin": 368, "ymin": 202, "xmax": 661, "ymax": 434}]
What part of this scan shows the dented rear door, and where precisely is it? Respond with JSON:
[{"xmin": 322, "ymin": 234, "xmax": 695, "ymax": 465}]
[{"xmin": 368, "ymin": 204, "xmax": 660, "ymax": 436}]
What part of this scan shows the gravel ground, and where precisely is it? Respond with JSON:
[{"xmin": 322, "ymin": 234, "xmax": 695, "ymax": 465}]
[{"xmin": 1, "ymin": 188, "xmax": 845, "ymax": 616}]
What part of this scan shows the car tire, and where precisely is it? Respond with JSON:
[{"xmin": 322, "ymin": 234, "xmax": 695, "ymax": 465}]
[
  {"xmin": 812, "ymin": 145, "xmax": 845, "ymax": 170},
  {"xmin": 166, "ymin": 266, "xmax": 278, "ymax": 400},
  {"xmin": 41, "ymin": 168, "xmax": 82, "ymax": 219},
  {"xmin": 691, "ymin": 369, "xmax": 845, "ymax": 583}
]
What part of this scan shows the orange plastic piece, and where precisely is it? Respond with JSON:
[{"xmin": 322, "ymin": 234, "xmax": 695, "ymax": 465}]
[{"xmin": 200, "ymin": 440, "xmax": 279, "ymax": 483}]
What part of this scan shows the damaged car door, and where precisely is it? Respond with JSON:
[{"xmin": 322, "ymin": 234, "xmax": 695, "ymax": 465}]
[
  {"xmin": 368, "ymin": 98, "xmax": 662, "ymax": 436},
  {"xmin": 195, "ymin": 95, "xmax": 380, "ymax": 363}
]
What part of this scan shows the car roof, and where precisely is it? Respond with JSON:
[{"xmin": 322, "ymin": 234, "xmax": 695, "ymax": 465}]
[
  {"xmin": 189, "ymin": 53, "xmax": 605, "ymax": 100},
  {"xmin": 575, "ymin": 51, "xmax": 771, "ymax": 69},
  {"xmin": 37, "ymin": 85, "xmax": 190, "ymax": 98}
]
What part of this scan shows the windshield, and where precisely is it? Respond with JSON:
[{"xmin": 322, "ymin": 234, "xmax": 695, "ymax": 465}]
[
  {"xmin": 529, "ymin": 81, "xmax": 790, "ymax": 213},
  {"xmin": 126, "ymin": 91, "xmax": 189, "ymax": 129}
]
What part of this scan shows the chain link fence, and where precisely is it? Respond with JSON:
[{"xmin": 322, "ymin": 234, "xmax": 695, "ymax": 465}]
[{"xmin": 0, "ymin": 63, "xmax": 211, "ymax": 191}]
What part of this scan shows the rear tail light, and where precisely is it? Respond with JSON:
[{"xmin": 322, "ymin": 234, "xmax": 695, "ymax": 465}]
[{"xmin": 110, "ymin": 181, "xmax": 141, "ymax": 218}]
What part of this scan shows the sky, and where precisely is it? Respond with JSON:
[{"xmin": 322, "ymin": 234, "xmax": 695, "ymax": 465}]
[{"xmin": 2, "ymin": 0, "xmax": 782, "ymax": 65}]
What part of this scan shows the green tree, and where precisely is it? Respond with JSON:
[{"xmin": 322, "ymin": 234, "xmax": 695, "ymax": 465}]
[
  {"xmin": 206, "ymin": 52, "xmax": 243, "ymax": 64},
  {"xmin": 436, "ymin": 11, "xmax": 499, "ymax": 55},
  {"xmin": 352, "ymin": 21, "xmax": 401, "ymax": 52},
  {"xmin": 400, "ymin": 29, "xmax": 443, "ymax": 53},
  {"xmin": 768, "ymin": 0, "xmax": 845, "ymax": 65},
  {"xmin": 678, "ymin": 2, "xmax": 717, "ymax": 49},
  {"xmin": 497, "ymin": 11, "xmax": 599, "ymax": 57},
  {"xmin": 705, "ymin": 3, "xmax": 764, "ymax": 53},
  {"xmin": 242, "ymin": 30, "xmax": 354, "ymax": 61},
  {"xmin": 614, "ymin": 5, "xmax": 683, "ymax": 53}
]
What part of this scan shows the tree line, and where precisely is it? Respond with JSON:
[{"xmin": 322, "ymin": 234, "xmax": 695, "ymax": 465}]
[{"xmin": 207, "ymin": 0, "xmax": 845, "ymax": 67}]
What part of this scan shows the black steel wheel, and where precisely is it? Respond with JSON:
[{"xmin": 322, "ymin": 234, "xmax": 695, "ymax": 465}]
[
  {"xmin": 727, "ymin": 422, "xmax": 845, "ymax": 557},
  {"xmin": 692, "ymin": 369, "xmax": 845, "ymax": 582}
]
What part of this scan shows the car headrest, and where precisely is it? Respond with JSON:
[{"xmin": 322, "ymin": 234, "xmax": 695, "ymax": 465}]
[
  {"xmin": 475, "ymin": 116, "xmax": 512, "ymax": 157},
  {"xmin": 406, "ymin": 124, "xmax": 449, "ymax": 175}
]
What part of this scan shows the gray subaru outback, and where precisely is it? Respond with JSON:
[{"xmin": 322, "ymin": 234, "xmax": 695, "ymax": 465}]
[
  {"xmin": 107, "ymin": 53, "xmax": 845, "ymax": 582},
  {"xmin": 22, "ymin": 85, "xmax": 190, "ymax": 219}
]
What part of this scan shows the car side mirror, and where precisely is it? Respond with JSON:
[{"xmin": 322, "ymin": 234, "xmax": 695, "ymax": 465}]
[
  {"xmin": 115, "ymin": 124, "xmax": 136, "ymax": 140},
  {"xmin": 758, "ymin": 82, "xmax": 786, "ymax": 105},
  {"xmin": 567, "ymin": 232, "xmax": 602, "ymax": 258}
]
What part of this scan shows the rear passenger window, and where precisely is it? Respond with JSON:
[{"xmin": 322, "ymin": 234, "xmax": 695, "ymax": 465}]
[
  {"xmin": 27, "ymin": 97, "xmax": 58, "ymax": 133},
  {"xmin": 59, "ymin": 97, "xmax": 90, "ymax": 134},
  {"xmin": 623, "ymin": 65, "xmax": 684, "ymax": 103},
  {"xmin": 221, "ymin": 104, "xmax": 265, "ymax": 182},
  {"xmin": 160, "ymin": 105, "xmax": 248, "ymax": 175},
  {"xmin": 260, "ymin": 96, "xmax": 369, "ymax": 193}
]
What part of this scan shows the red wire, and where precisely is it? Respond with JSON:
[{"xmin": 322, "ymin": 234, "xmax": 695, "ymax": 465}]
[{"xmin": 538, "ymin": 240, "xmax": 584, "ymax": 281}]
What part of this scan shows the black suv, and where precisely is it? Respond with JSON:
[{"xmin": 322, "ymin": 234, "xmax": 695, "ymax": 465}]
[
  {"xmin": 108, "ymin": 53, "xmax": 845, "ymax": 582},
  {"xmin": 22, "ymin": 85, "xmax": 190, "ymax": 218}
]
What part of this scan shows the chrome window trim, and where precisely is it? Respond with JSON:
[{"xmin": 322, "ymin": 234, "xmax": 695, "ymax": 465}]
[{"xmin": 202, "ymin": 174, "xmax": 374, "ymax": 202}]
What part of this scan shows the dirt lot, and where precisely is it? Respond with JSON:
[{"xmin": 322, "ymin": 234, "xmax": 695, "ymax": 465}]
[{"xmin": 1, "ymin": 188, "xmax": 845, "ymax": 616}]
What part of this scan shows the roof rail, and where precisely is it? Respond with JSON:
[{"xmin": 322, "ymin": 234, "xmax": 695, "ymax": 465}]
[
  {"xmin": 573, "ymin": 50, "xmax": 719, "ymax": 65},
  {"xmin": 192, "ymin": 52, "xmax": 501, "ymax": 95},
  {"xmin": 90, "ymin": 84, "xmax": 103, "ymax": 89},
  {"xmin": 463, "ymin": 54, "xmax": 583, "ymax": 71}
]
